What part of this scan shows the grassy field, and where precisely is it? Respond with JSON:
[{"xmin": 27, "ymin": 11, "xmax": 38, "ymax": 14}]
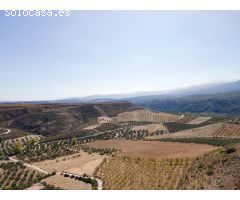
[{"xmin": 96, "ymin": 155, "xmax": 191, "ymax": 190}]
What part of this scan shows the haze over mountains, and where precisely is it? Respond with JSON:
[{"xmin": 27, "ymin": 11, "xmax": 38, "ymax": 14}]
[{"xmin": 1, "ymin": 80, "xmax": 240, "ymax": 104}]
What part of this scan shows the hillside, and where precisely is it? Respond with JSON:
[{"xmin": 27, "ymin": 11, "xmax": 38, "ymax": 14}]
[
  {"xmin": 178, "ymin": 144, "xmax": 240, "ymax": 189},
  {"xmin": 0, "ymin": 102, "xmax": 140, "ymax": 137},
  {"xmin": 137, "ymin": 90, "xmax": 240, "ymax": 115}
]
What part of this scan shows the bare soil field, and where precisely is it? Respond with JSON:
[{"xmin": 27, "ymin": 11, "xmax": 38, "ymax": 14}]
[
  {"xmin": 26, "ymin": 183, "xmax": 45, "ymax": 190},
  {"xmin": 187, "ymin": 117, "xmax": 212, "ymax": 125},
  {"xmin": 33, "ymin": 152, "xmax": 107, "ymax": 176},
  {"xmin": 97, "ymin": 155, "xmax": 192, "ymax": 190},
  {"xmin": 131, "ymin": 123, "xmax": 168, "ymax": 133},
  {"xmin": 87, "ymin": 139, "xmax": 217, "ymax": 159},
  {"xmin": 42, "ymin": 174, "xmax": 91, "ymax": 190},
  {"xmin": 116, "ymin": 110, "xmax": 180, "ymax": 123}
]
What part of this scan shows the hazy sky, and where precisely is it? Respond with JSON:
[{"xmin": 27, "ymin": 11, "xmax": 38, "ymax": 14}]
[{"xmin": 0, "ymin": 11, "xmax": 240, "ymax": 101}]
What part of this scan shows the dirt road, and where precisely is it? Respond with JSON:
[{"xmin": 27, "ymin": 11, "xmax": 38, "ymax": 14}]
[{"xmin": 9, "ymin": 157, "xmax": 50, "ymax": 174}]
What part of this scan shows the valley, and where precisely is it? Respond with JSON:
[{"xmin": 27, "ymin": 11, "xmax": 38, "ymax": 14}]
[{"xmin": 0, "ymin": 102, "xmax": 240, "ymax": 190}]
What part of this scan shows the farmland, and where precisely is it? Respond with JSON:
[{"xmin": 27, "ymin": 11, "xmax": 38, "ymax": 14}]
[
  {"xmin": 96, "ymin": 155, "xmax": 192, "ymax": 190},
  {"xmin": 0, "ymin": 103, "xmax": 239, "ymax": 190},
  {"xmin": 33, "ymin": 152, "xmax": 107, "ymax": 176},
  {"xmin": 42, "ymin": 174, "xmax": 92, "ymax": 190},
  {"xmin": 116, "ymin": 110, "xmax": 180, "ymax": 123},
  {"xmin": 131, "ymin": 123, "xmax": 168, "ymax": 133},
  {"xmin": 0, "ymin": 162, "xmax": 49, "ymax": 190},
  {"xmin": 86, "ymin": 139, "xmax": 217, "ymax": 159}
]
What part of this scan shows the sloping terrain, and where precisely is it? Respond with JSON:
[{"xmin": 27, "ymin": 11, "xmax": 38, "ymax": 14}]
[
  {"xmin": 148, "ymin": 123, "xmax": 223, "ymax": 139},
  {"xmin": 116, "ymin": 110, "xmax": 180, "ymax": 123},
  {"xmin": 178, "ymin": 144, "xmax": 240, "ymax": 189},
  {"xmin": 137, "ymin": 90, "xmax": 240, "ymax": 115},
  {"xmin": 148, "ymin": 123, "xmax": 240, "ymax": 139},
  {"xmin": 0, "ymin": 102, "xmax": 139, "ymax": 137}
]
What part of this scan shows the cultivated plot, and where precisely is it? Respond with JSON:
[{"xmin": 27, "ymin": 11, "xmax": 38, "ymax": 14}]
[{"xmin": 86, "ymin": 139, "xmax": 217, "ymax": 159}]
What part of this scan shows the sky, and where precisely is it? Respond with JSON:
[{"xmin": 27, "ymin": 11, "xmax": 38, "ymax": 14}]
[{"xmin": 0, "ymin": 11, "xmax": 240, "ymax": 101}]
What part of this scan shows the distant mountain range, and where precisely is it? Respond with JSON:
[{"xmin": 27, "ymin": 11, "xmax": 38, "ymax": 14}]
[{"xmin": 1, "ymin": 80, "xmax": 240, "ymax": 115}]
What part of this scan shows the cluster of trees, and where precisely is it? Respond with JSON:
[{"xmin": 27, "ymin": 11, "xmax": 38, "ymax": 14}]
[
  {"xmin": 159, "ymin": 137, "xmax": 240, "ymax": 146},
  {"xmin": 63, "ymin": 173, "xmax": 98, "ymax": 190}
]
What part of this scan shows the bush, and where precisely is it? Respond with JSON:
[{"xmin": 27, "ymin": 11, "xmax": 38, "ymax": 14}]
[{"xmin": 223, "ymin": 147, "xmax": 236, "ymax": 154}]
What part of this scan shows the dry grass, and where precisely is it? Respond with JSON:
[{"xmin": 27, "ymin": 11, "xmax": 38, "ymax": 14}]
[
  {"xmin": 187, "ymin": 117, "xmax": 212, "ymax": 125},
  {"xmin": 33, "ymin": 152, "xmax": 107, "ymax": 176},
  {"xmin": 42, "ymin": 174, "xmax": 92, "ymax": 190},
  {"xmin": 86, "ymin": 139, "xmax": 217, "ymax": 159},
  {"xmin": 97, "ymin": 155, "xmax": 192, "ymax": 190},
  {"xmin": 131, "ymin": 123, "xmax": 168, "ymax": 133},
  {"xmin": 116, "ymin": 110, "xmax": 180, "ymax": 123}
]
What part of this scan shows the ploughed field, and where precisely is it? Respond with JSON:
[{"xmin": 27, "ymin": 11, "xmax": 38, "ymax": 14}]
[{"xmin": 86, "ymin": 139, "xmax": 217, "ymax": 159}]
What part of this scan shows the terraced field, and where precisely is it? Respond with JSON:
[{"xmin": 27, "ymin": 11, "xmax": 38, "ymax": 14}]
[
  {"xmin": 96, "ymin": 155, "xmax": 191, "ymax": 190},
  {"xmin": 116, "ymin": 110, "xmax": 180, "ymax": 123}
]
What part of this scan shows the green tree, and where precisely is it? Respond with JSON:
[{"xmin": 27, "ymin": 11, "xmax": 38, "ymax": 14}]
[
  {"xmin": 71, "ymin": 137, "xmax": 77, "ymax": 146},
  {"xmin": 13, "ymin": 141, "xmax": 24, "ymax": 154}
]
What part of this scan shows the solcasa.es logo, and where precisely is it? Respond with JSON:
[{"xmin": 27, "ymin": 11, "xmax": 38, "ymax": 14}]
[{"xmin": 4, "ymin": 10, "xmax": 71, "ymax": 17}]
